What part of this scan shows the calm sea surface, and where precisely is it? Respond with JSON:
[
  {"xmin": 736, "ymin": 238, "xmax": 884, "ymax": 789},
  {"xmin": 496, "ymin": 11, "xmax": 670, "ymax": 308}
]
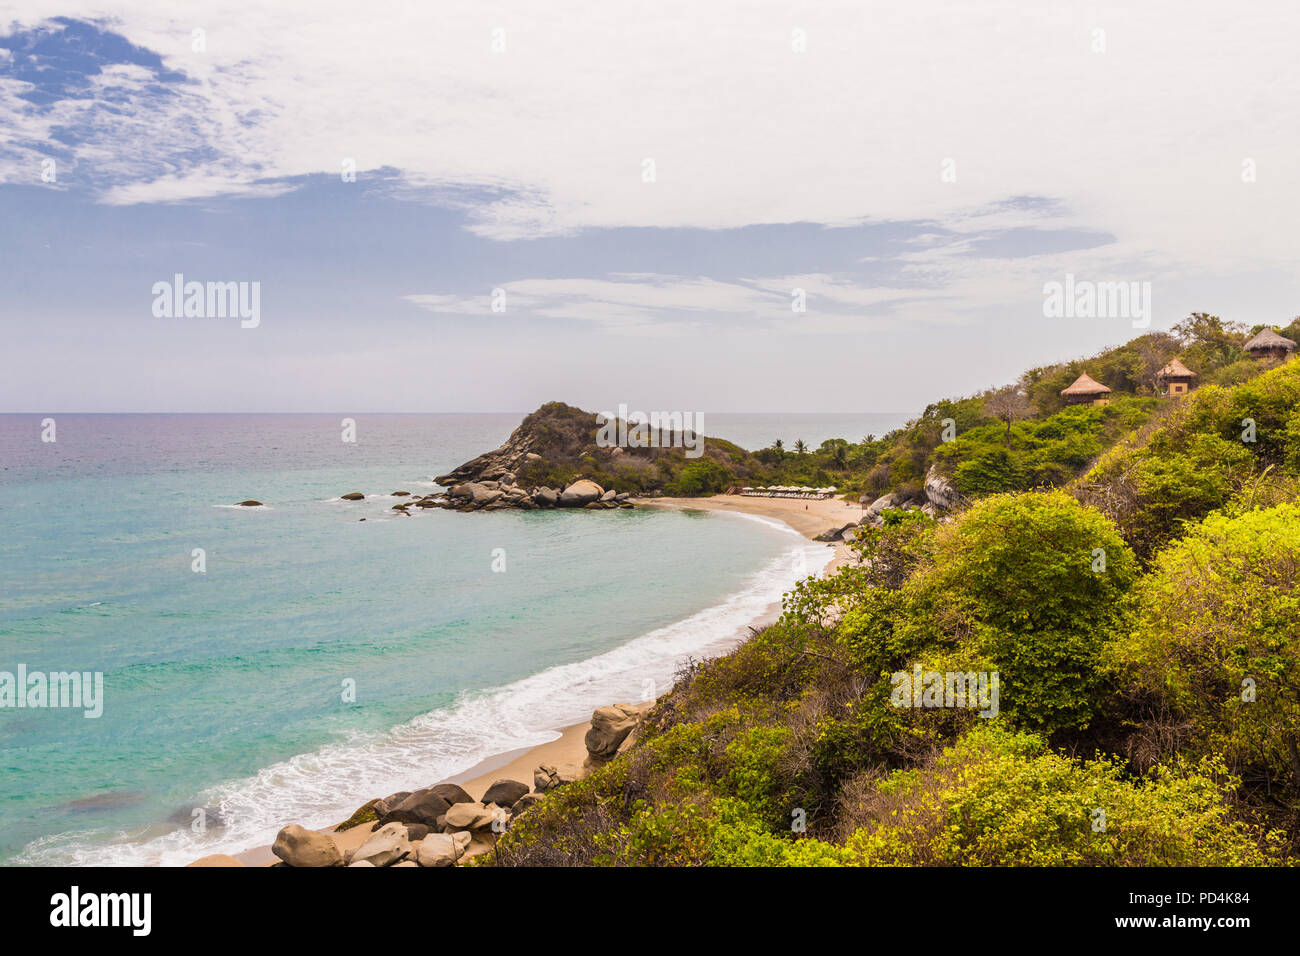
[{"xmin": 0, "ymin": 412, "xmax": 878, "ymax": 865}]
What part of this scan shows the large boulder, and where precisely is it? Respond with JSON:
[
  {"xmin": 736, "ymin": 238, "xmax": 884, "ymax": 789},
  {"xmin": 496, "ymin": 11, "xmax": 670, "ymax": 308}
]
[
  {"xmin": 584, "ymin": 703, "xmax": 642, "ymax": 761},
  {"xmin": 481, "ymin": 779, "xmax": 530, "ymax": 809},
  {"xmin": 860, "ymin": 492, "xmax": 899, "ymax": 527},
  {"xmin": 377, "ymin": 788, "xmax": 451, "ymax": 829},
  {"xmin": 427, "ymin": 783, "xmax": 474, "ymax": 806},
  {"xmin": 532, "ymin": 487, "xmax": 559, "ymax": 508},
  {"xmin": 351, "ymin": 822, "xmax": 412, "ymax": 867},
  {"xmin": 415, "ymin": 831, "xmax": 472, "ymax": 867},
  {"xmin": 814, "ymin": 523, "xmax": 855, "ymax": 542},
  {"xmin": 865, "ymin": 492, "xmax": 897, "ymax": 518},
  {"xmin": 924, "ymin": 465, "xmax": 962, "ymax": 511},
  {"xmin": 559, "ymin": 479, "xmax": 604, "ymax": 507},
  {"xmin": 271, "ymin": 824, "xmax": 344, "ymax": 867},
  {"xmin": 340, "ymin": 492, "xmax": 365, "ymax": 501},
  {"xmin": 442, "ymin": 801, "xmax": 504, "ymax": 832},
  {"xmin": 236, "ymin": 500, "xmax": 262, "ymax": 507}
]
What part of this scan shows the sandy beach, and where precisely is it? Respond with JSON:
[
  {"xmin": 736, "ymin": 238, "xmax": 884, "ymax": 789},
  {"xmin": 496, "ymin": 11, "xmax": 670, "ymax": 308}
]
[
  {"xmin": 220, "ymin": 493, "xmax": 859, "ymax": 867},
  {"xmin": 644, "ymin": 492, "xmax": 863, "ymax": 572}
]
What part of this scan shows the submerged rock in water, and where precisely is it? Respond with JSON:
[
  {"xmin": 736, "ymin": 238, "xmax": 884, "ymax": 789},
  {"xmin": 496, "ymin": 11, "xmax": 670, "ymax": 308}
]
[
  {"xmin": 340, "ymin": 492, "xmax": 365, "ymax": 501},
  {"xmin": 236, "ymin": 500, "xmax": 262, "ymax": 507}
]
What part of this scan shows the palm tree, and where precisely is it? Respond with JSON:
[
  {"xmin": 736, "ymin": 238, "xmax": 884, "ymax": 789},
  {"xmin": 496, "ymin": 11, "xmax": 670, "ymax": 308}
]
[
  {"xmin": 793, "ymin": 439, "xmax": 807, "ymax": 455},
  {"xmin": 772, "ymin": 439, "xmax": 784, "ymax": 452}
]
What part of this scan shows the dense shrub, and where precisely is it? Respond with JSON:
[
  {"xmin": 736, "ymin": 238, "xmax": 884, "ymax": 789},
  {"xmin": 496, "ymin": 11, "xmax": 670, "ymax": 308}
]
[
  {"xmin": 839, "ymin": 725, "xmax": 1284, "ymax": 866},
  {"xmin": 1105, "ymin": 504, "xmax": 1300, "ymax": 797}
]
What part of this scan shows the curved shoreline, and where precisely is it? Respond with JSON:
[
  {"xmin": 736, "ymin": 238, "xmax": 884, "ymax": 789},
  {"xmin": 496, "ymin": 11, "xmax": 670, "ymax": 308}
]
[{"xmin": 211, "ymin": 497, "xmax": 852, "ymax": 866}]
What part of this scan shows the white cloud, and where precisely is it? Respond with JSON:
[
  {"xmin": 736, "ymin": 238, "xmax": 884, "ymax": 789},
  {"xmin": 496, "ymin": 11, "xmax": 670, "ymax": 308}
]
[{"xmin": 1, "ymin": 0, "xmax": 1297, "ymax": 281}]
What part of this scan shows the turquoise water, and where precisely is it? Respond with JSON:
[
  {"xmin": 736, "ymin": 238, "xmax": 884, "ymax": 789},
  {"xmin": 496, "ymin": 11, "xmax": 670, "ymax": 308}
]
[{"xmin": 0, "ymin": 414, "xmax": 827, "ymax": 865}]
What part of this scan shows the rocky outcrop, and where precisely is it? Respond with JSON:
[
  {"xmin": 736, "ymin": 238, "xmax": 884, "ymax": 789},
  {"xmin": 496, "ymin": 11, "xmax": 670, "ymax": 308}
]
[
  {"xmin": 430, "ymin": 401, "xmax": 768, "ymax": 511},
  {"xmin": 425, "ymin": 476, "xmax": 634, "ymax": 514},
  {"xmin": 272, "ymin": 824, "xmax": 344, "ymax": 867},
  {"xmin": 924, "ymin": 464, "xmax": 963, "ymax": 511}
]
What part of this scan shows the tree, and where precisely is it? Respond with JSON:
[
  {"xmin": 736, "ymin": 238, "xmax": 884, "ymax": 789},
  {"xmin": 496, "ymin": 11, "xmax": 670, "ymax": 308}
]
[
  {"xmin": 982, "ymin": 386, "xmax": 1031, "ymax": 446},
  {"xmin": 793, "ymin": 439, "xmax": 807, "ymax": 455},
  {"xmin": 897, "ymin": 490, "xmax": 1138, "ymax": 734},
  {"xmin": 1132, "ymin": 332, "xmax": 1179, "ymax": 393},
  {"xmin": 1107, "ymin": 503, "xmax": 1300, "ymax": 794}
]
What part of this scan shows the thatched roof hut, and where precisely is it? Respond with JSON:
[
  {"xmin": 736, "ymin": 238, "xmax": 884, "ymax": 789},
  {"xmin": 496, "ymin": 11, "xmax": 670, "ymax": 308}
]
[
  {"xmin": 1243, "ymin": 328, "xmax": 1297, "ymax": 360},
  {"xmin": 1156, "ymin": 358, "xmax": 1197, "ymax": 397},
  {"xmin": 1060, "ymin": 373, "xmax": 1112, "ymax": 405}
]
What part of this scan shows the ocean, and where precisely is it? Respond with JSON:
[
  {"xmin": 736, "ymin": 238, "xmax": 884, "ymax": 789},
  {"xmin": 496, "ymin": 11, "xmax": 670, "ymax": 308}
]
[{"xmin": 0, "ymin": 412, "xmax": 902, "ymax": 866}]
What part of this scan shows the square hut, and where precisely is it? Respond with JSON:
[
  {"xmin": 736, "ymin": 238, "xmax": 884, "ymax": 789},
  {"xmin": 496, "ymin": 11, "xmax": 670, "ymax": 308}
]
[
  {"xmin": 1243, "ymin": 328, "xmax": 1297, "ymax": 362},
  {"xmin": 1156, "ymin": 358, "xmax": 1197, "ymax": 397},
  {"xmin": 1060, "ymin": 372, "xmax": 1112, "ymax": 406}
]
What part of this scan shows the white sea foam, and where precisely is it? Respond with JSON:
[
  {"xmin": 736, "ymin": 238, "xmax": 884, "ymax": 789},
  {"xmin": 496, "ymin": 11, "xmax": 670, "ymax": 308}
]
[{"xmin": 16, "ymin": 516, "xmax": 833, "ymax": 867}]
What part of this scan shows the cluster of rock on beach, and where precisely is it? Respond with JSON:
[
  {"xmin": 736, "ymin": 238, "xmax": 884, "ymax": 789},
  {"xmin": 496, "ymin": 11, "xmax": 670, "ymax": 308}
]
[{"xmin": 187, "ymin": 703, "xmax": 650, "ymax": 868}]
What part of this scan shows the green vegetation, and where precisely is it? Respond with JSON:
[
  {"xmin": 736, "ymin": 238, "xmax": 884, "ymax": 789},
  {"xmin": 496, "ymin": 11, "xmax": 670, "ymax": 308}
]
[
  {"xmin": 486, "ymin": 318, "xmax": 1300, "ymax": 867},
  {"xmin": 508, "ymin": 315, "xmax": 1297, "ymax": 510}
]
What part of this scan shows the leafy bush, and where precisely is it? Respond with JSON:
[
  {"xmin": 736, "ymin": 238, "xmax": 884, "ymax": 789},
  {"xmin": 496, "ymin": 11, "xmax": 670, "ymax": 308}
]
[
  {"xmin": 1105, "ymin": 504, "xmax": 1300, "ymax": 797},
  {"xmin": 840, "ymin": 725, "xmax": 1284, "ymax": 866},
  {"xmin": 900, "ymin": 490, "xmax": 1137, "ymax": 734}
]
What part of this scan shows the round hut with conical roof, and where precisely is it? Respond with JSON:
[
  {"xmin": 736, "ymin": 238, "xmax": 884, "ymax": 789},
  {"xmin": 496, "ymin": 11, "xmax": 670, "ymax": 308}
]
[
  {"xmin": 1060, "ymin": 372, "xmax": 1112, "ymax": 406},
  {"xmin": 1156, "ymin": 358, "xmax": 1197, "ymax": 397},
  {"xmin": 1243, "ymin": 328, "xmax": 1297, "ymax": 362}
]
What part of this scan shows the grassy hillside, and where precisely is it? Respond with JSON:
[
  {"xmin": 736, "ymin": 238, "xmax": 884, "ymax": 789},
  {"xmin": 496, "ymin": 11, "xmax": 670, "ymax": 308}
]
[{"xmin": 481, "ymin": 320, "xmax": 1300, "ymax": 867}]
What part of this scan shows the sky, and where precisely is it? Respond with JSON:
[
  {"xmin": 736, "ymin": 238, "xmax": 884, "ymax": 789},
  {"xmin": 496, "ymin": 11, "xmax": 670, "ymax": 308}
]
[{"xmin": 1, "ymin": 2, "xmax": 1298, "ymax": 413}]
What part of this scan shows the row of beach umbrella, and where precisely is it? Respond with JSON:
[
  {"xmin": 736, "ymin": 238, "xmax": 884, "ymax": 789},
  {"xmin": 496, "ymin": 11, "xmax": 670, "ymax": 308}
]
[{"xmin": 741, "ymin": 485, "xmax": 837, "ymax": 493}]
